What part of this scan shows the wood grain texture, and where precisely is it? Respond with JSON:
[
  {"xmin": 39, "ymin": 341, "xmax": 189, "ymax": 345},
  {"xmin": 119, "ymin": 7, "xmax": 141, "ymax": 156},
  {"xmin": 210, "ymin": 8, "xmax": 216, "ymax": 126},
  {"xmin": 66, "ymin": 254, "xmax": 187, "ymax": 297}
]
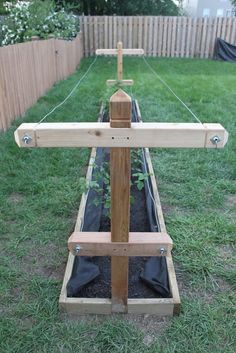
[
  {"xmin": 106, "ymin": 79, "xmax": 134, "ymax": 86},
  {"xmin": 96, "ymin": 48, "xmax": 144, "ymax": 55},
  {"xmin": 15, "ymin": 122, "xmax": 229, "ymax": 149},
  {"xmin": 85, "ymin": 16, "xmax": 236, "ymax": 58},
  {"xmin": 110, "ymin": 89, "xmax": 131, "ymax": 313},
  {"xmin": 0, "ymin": 34, "xmax": 83, "ymax": 131},
  {"xmin": 68, "ymin": 231, "xmax": 173, "ymax": 256}
]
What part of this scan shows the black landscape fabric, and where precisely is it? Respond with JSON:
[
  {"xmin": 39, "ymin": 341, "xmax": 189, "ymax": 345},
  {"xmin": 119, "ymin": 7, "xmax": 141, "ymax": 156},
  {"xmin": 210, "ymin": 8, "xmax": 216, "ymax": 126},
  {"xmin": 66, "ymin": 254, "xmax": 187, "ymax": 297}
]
[
  {"xmin": 67, "ymin": 102, "xmax": 170, "ymax": 298},
  {"xmin": 214, "ymin": 38, "xmax": 236, "ymax": 62}
]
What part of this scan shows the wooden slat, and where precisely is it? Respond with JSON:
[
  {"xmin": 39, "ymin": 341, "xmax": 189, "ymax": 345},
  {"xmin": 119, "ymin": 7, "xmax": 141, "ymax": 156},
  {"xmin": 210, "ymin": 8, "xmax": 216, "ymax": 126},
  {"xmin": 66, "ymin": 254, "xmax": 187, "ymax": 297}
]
[
  {"xmin": 106, "ymin": 79, "xmax": 133, "ymax": 86},
  {"xmin": 190, "ymin": 17, "xmax": 197, "ymax": 58},
  {"xmin": 185, "ymin": 17, "xmax": 192, "ymax": 58},
  {"xmin": 205, "ymin": 17, "xmax": 212, "ymax": 58},
  {"xmin": 128, "ymin": 17, "xmax": 133, "ymax": 48},
  {"xmin": 175, "ymin": 17, "xmax": 181, "ymax": 57},
  {"xmin": 94, "ymin": 16, "xmax": 98, "ymax": 50},
  {"xmin": 96, "ymin": 48, "xmax": 144, "ymax": 55},
  {"xmin": 167, "ymin": 17, "xmax": 172, "ymax": 57},
  {"xmin": 15, "ymin": 122, "xmax": 229, "ymax": 149},
  {"xmin": 200, "ymin": 17, "xmax": 207, "ymax": 58},
  {"xmin": 216, "ymin": 17, "xmax": 223, "ymax": 40},
  {"xmin": 171, "ymin": 17, "xmax": 177, "ymax": 57},
  {"xmin": 128, "ymin": 298, "xmax": 174, "ymax": 315},
  {"xmin": 138, "ymin": 16, "xmax": 143, "ymax": 49},
  {"xmin": 153, "ymin": 17, "xmax": 158, "ymax": 57},
  {"xmin": 196, "ymin": 18, "xmax": 203, "ymax": 58},
  {"xmin": 83, "ymin": 16, "xmax": 88, "ymax": 57},
  {"xmin": 133, "ymin": 16, "xmax": 138, "ymax": 48},
  {"xmin": 68, "ymin": 231, "xmax": 173, "ymax": 256},
  {"xmin": 123, "ymin": 16, "xmax": 128, "ymax": 48},
  {"xmin": 230, "ymin": 18, "xmax": 236, "ymax": 45},
  {"xmin": 221, "ymin": 17, "xmax": 227, "ymax": 39},
  {"xmin": 97, "ymin": 16, "xmax": 102, "ymax": 49},
  {"xmin": 157, "ymin": 16, "xmax": 163, "ymax": 57},
  {"xmin": 113, "ymin": 16, "xmax": 117, "ymax": 47},
  {"xmin": 181, "ymin": 17, "xmax": 187, "ymax": 58},
  {"xmin": 108, "ymin": 16, "xmax": 113, "ymax": 48},
  {"xmin": 117, "ymin": 16, "xmax": 122, "ymax": 41},
  {"xmin": 104, "ymin": 16, "xmax": 108, "ymax": 49},
  {"xmin": 88, "ymin": 16, "xmax": 94, "ymax": 56},
  {"xmin": 60, "ymin": 297, "xmax": 112, "ymax": 315},
  {"xmin": 148, "ymin": 17, "xmax": 153, "ymax": 56},
  {"xmin": 143, "ymin": 16, "xmax": 148, "ymax": 55},
  {"xmin": 162, "ymin": 16, "xmax": 168, "ymax": 57}
]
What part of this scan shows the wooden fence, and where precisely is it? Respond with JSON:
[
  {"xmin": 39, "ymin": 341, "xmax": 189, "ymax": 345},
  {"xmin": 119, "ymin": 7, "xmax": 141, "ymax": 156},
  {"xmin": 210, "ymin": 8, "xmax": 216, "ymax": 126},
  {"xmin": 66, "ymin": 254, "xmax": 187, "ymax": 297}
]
[
  {"xmin": 79, "ymin": 16, "xmax": 236, "ymax": 58},
  {"xmin": 0, "ymin": 34, "xmax": 83, "ymax": 131}
]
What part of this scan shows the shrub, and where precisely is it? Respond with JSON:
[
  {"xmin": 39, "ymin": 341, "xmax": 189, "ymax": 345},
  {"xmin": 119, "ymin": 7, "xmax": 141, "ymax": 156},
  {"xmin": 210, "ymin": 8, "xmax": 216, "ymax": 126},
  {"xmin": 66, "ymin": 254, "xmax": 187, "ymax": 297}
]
[{"xmin": 1, "ymin": 0, "xmax": 79, "ymax": 46}]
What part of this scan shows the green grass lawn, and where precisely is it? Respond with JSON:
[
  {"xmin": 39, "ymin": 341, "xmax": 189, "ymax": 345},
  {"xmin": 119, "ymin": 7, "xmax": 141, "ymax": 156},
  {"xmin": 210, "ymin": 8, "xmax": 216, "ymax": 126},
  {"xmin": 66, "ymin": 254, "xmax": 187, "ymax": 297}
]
[{"xmin": 0, "ymin": 56, "xmax": 236, "ymax": 353}]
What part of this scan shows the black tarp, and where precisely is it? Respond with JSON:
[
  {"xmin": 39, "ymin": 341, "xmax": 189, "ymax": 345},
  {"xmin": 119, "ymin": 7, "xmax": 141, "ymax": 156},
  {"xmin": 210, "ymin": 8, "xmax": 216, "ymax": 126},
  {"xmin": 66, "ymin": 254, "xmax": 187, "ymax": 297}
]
[
  {"xmin": 67, "ymin": 102, "xmax": 170, "ymax": 298},
  {"xmin": 214, "ymin": 38, "xmax": 236, "ymax": 62}
]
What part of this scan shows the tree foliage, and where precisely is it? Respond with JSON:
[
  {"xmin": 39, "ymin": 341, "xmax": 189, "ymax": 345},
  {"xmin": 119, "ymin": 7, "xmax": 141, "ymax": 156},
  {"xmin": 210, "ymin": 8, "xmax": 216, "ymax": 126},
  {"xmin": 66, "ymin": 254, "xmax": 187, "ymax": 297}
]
[{"xmin": 56, "ymin": 0, "xmax": 180, "ymax": 16}]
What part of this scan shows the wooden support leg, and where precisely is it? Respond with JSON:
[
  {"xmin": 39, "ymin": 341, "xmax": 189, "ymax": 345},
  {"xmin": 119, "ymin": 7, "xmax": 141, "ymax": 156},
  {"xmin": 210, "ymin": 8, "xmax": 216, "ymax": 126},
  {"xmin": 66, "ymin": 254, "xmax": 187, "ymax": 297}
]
[{"xmin": 110, "ymin": 89, "xmax": 131, "ymax": 313}]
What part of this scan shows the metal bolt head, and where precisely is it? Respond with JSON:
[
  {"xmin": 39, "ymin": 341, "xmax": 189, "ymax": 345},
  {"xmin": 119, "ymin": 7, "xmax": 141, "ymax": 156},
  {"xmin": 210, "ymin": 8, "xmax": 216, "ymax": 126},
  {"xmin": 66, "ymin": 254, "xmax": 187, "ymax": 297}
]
[
  {"xmin": 75, "ymin": 245, "xmax": 81, "ymax": 254},
  {"xmin": 22, "ymin": 134, "xmax": 32, "ymax": 145},
  {"xmin": 160, "ymin": 247, "xmax": 167, "ymax": 255},
  {"xmin": 210, "ymin": 135, "xmax": 221, "ymax": 145}
]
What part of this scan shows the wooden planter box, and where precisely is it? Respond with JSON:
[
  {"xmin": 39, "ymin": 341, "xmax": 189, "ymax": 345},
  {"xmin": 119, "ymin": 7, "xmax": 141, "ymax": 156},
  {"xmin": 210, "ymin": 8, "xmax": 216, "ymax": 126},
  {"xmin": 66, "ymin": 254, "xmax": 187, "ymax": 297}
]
[{"xmin": 59, "ymin": 103, "xmax": 180, "ymax": 315}]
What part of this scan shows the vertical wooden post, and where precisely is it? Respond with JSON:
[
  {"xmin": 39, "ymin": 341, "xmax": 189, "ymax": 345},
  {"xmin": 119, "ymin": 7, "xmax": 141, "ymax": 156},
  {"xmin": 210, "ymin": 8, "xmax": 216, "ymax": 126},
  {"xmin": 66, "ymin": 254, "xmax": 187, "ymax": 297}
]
[
  {"xmin": 117, "ymin": 42, "xmax": 123, "ymax": 81},
  {"xmin": 110, "ymin": 89, "xmax": 131, "ymax": 313}
]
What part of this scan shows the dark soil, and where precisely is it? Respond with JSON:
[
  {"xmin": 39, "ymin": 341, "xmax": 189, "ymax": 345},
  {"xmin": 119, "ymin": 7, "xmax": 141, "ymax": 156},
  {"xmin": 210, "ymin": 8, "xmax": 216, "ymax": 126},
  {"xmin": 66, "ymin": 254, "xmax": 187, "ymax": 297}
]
[{"xmin": 78, "ymin": 182, "xmax": 160, "ymax": 299}]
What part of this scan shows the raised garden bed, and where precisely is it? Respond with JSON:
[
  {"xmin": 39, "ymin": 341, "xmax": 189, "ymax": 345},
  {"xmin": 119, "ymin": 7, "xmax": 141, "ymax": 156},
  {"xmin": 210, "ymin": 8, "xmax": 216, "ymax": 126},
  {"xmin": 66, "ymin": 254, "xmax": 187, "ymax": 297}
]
[{"xmin": 59, "ymin": 102, "xmax": 180, "ymax": 315}]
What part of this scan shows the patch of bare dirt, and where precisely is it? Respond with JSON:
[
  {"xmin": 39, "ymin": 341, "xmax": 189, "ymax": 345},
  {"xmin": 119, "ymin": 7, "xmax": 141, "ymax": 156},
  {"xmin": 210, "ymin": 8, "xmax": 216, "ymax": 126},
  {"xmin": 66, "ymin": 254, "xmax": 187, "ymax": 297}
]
[
  {"xmin": 61, "ymin": 312, "xmax": 171, "ymax": 337},
  {"xmin": 125, "ymin": 314, "xmax": 170, "ymax": 336},
  {"xmin": 162, "ymin": 204, "xmax": 191, "ymax": 217},
  {"xmin": 8, "ymin": 193, "xmax": 24, "ymax": 204},
  {"xmin": 225, "ymin": 195, "xmax": 236, "ymax": 208},
  {"xmin": 20, "ymin": 243, "xmax": 67, "ymax": 280},
  {"xmin": 219, "ymin": 245, "xmax": 234, "ymax": 260}
]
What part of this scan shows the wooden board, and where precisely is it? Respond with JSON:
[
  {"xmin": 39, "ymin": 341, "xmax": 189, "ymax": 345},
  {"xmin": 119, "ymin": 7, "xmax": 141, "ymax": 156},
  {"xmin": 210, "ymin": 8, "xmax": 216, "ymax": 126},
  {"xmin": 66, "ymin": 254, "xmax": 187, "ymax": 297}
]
[
  {"xmin": 96, "ymin": 48, "xmax": 144, "ymax": 55},
  {"xmin": 15, "ymin": 122, "xmax": 228, "ymax": 149},
  {"xmin": 110, "ymin": 89, "xmax": 131, "ymax": 313},
  {"xmin": 106, "ymin": 79, "xmax": 134, "ymax": 86},
  {"xmin": 68, "ymin": 231, "xmax": 173, "ymax": 256},
  {"xmin": 59, "ymin": 101, "xmax": 181, "ymax": 316}
]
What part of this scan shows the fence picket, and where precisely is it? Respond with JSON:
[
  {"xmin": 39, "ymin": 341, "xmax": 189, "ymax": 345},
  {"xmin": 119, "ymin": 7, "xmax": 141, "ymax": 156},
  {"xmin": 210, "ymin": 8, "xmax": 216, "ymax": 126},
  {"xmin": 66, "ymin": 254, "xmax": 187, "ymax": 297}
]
[
  {"xmin": 0, "ymin": 34, "xmax": 83, "ymax": 131},
  {"xmin": 2, "ymin": 15, "xmax": 236, "ymax": 131}
]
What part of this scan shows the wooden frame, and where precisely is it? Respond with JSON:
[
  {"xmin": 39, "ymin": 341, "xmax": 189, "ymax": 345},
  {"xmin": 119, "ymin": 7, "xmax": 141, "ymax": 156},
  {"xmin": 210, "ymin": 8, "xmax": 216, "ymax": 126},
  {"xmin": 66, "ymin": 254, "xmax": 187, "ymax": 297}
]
[
  {"xmin": 68, "ymin": 231, "xmax": 173, "ymax": 257},
  {"xmin": 59, "ymin": 102, "xmax": 181, "ymax": 315},
  {"xmin": 15, "ymin": 122, "xmax": 228, "ymax": 149}
]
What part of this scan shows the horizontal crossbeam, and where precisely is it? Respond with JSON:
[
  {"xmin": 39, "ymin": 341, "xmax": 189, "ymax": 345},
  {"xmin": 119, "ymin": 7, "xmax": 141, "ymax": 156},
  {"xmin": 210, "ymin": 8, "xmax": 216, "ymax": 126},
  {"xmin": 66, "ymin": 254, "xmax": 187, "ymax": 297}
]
[
  {"xmin": 96, "ymin": 48, "xmax": 144, "ymax": 56},
  {"xmin": 106, "ymin": 79, "xmax": 134, "ymax": 86},
  {"xmin": 15, "ymin": 122, "xmax": 228, "ymax": 148},
  {"xmin": 68, "ymin": 232, "xmax": 173, "ymax": 257}
]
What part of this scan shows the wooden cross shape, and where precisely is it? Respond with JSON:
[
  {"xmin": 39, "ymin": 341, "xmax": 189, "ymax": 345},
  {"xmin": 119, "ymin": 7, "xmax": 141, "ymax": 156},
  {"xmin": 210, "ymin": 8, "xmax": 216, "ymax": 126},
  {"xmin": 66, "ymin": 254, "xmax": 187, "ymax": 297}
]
[
  {"xmin": 96, "ymin": 41, "xmax": 144, "ymax": 86},
  {"xmin": 15, "ymin": 89, "xmax": 228, "ymax": 313}
]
